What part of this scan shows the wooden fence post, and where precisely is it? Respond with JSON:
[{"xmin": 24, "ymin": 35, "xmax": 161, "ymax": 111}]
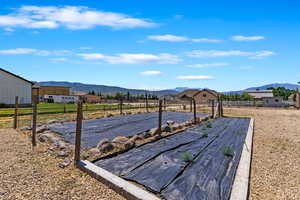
[
  {"xmin": 158, "ymin": 100, "xmax": 163, "ymax": 135},
  {"xmin": 190, "ymin": 99, "xmax": 193, "ymax": 112},
  {"xmin": 193, "ymin": 99, "xmax": 197, "ymax": 124},
  {"xmin": 145, "ymin": 93, "xmax": 149, "ymax": 113},
  {"xmin": 13, "ymin": 96, "xmax": 19, "ymax": 129},
  {"xmin": 120, "ymin": 98, "xmax": 123, "ymax": 114},
  {"xmin": 211, "ymin": 100, "xmax": 215, "ymax": 118},
  {"xmin": 32, "ymin": 96, "xmax": 37, "ymax": 148},
  {"xmin": 74, "ymin": 101, "xmax": 83, "ymax": 166}
]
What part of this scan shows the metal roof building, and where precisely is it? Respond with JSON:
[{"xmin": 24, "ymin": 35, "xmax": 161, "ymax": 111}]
[{"xmin": 0, "ymin": 68, "xmax": 33, "ymax": 106}]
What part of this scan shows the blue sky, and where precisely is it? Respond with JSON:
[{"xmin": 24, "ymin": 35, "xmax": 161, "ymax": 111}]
[{"xmin": 0, "ymin": 0, "xmax": 299, "ymax": 91}]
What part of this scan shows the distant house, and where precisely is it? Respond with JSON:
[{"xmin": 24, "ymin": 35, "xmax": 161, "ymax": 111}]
[
  {"xmin": 177, "ymin": 89, "xmax": 219, "ymax": 103},
  {"xmin": 0, "ymin": 68, "xmax": 33, "ymax": 106},
  {"xmin": 193, "ymin": 89, "xmax": 219, "ymax": 103},
  {"xmin": 245, "ymin": 89, "xmax": 274, "ymax": 99},
  {"xmin": 177, "ymin": 89, "xmax": 200, "ymax": 101},
  {"xmin": 82, "ymin": 95, "xmax": 101, "ymax": 104},
  {"xmin": 262, "ymin": 97, "xmax": 285, "ymax": 107},
  {"xmin": 43, "ymin": 95, "xmax": 78, "ymax": 104}
]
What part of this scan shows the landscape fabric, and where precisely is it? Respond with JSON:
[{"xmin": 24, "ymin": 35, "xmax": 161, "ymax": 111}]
[
  {"xmin": 48, "ymin": 111, "xmax": 210, "ymax": 148},
  {"xmin": 93, "ymin": 117, "xmax": 251, "ymax": 200}
]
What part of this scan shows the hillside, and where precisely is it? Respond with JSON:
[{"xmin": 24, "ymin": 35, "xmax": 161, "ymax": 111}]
[
  {"xmin": 38, "ymin": 81, "xmax": 299, "ymax": 96},
  {"xmin": 38, "ymin": 81, "xmax": 178, "ymax": 96}
]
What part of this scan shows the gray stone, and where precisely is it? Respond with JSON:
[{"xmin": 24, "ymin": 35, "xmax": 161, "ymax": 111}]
[
  {"xmin": 96, "ymin": 138, "xmax": 110, "ymax": 149},
  {"xmin": 20, "ymin": 126, "xmax": 31, "ymax": 131},
  {"xmin": 36, "ymin": 125, "xmax": 49, "ymax": 134},
  {"xmin": 124, "ymin": 140, "xmax": 135, "ymax": 149},
  {"xmin": 57, "ymin": 151, "xmax": 68, "ymax": 158},
  {"xmin": 59, "ymin": 159, "xmax": 71, "ymax": 168},
  {"xmin": 149, "ymin": 128, "xmax": 159, "ymax": 136},
  {"xmin": 166, "ymin": 120, "xmax": 175, "ymax": 126},
  {"xmin": 112, "ymin": 136, "xmax": 128, "ymax": 144},
  {"xmin": 47, "ymin": 120, "xmax": 59, "ymax": 124},
  {"xmin": 99, "ymin": 143, "xmax": 114, "ymax": 153}
]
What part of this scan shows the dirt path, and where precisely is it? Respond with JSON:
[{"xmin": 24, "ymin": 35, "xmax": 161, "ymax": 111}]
[
  {"xmin": 0, "ymin": 129, "xmax": 124, "ymax": 200},
  {"xmin": 224, "ymin": 107, "xmax": 300, "ymax": 200}
]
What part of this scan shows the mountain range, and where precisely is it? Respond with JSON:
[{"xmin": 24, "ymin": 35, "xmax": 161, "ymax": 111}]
[{"xmin": 38, "ymin": 81, "xmax": 299, "ymax": 96}]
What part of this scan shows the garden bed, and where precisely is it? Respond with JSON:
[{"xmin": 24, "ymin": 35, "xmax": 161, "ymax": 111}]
[{"xmin": 86, "ymin": 117, "xmax": 252, "ymax": 200}]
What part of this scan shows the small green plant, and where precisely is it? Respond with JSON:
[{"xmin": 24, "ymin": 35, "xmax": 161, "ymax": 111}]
[
  {"xmin": 82, "ymin": 152, "xmax": 89, "ymax": 160},
  {"xmin": 182, "ymin": 152, "xmax": 192, "ymax": 162},
  {"xmin": 201, "ymin": 131, "xmax": 208, "ymax": 137},
  {"xmin": 206, "ymin": 121, "xmax": 212, "ymax": 128},
  {"xmin": 235, "ymin": 130, "xmax": 243, "ymax": 136},
  {"xmin": 222, "ymin": 146, "xmax": 234, "ymax": 157}
]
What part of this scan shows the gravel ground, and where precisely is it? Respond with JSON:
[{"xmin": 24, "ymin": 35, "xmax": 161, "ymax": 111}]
[
  {"xmin": 0, "ymin": 129, "xmax": 125, "ymax": 200},
  {"xmin": 224, "ymin": 107, "xmax": 300, "ymax": 200},
  {"xmin": 0, "ymin": 107, "xmax": 299, "ymax": 200}
]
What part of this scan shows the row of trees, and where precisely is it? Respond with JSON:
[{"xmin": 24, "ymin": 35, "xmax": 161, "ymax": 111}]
[
  {"xmin": 87, "ymin": 90, "xmax": 158, "ymax": 100},
  {"xmin": 221, "ymin": 87, "xmax": 297, "ymax": 101}
]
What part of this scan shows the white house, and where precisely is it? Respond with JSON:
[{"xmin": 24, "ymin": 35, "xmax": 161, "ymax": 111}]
[
  {"xmin": 43, "ymin": 95, "xmax": 79, "ymax": 104},
  {"xmin": 245, "ymin": 89, "xmax": 274, "ymax": 99},
  {"xmin": 0, "ymin": 68, "xmax": 33, "ymax": 106}
]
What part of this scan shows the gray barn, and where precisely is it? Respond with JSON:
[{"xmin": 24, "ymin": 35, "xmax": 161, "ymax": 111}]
[{"xmin": 0, "ymin": 68, "xmax": 33, "ymax": 106}]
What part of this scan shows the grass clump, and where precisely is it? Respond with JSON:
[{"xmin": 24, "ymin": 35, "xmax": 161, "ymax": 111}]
[
  {"xmin": 182, "ymin": 152, "xmax": 193, "ymax": 162},
  {"xmin": 201, "ymin": 131, "xmax": 208, "ymax": 137},
  {"xmin": 206, "ymin": 121, "xmax": 212, "ymax": 128},
  {"xmin": 221, "ymin": 146, "xmax": 234, "ymax": 157}
]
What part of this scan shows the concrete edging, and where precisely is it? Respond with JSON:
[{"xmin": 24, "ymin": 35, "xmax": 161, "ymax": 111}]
[
  {"xmin": 230, "ymin": 117, "xmax": 254, "ymax": 200},
  {"xmin": 77, "ymin": 160, "xmax": 161, "ymax": 200}
]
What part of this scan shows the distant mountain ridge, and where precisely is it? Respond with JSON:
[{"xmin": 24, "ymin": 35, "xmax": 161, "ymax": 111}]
[
  {"xmin": 38, "ymin": 81, "xmax": 178, "ymax": 96},
  {"xmin": 38, "ymin": 81, "xmax": 299, "ymax": 96}
]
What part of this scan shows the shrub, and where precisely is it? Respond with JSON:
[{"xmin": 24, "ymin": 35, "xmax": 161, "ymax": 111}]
[
  {"xmin": 182, "ymin": 152, "xmax": 192, "ymax": 162},
  {"xmin": 222, "ymin": 146, "xmax": 234, "ymax": 157}
]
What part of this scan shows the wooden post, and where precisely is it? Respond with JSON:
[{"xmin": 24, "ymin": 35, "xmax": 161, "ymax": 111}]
[
  {"xmin": 193, "ymin": 99, "xmax": 197, "ymax": 124},
  {"xmin": 158, "ymin": 100, "xmax": 163, "ymax": 135},
  {"xmin": 120, "ymin": 98, "xmax": 123, "ymax": 114},
  {"xmin": 211, "ymin": 100, "xmax": 215, "ymax": 118},
  {"xmin": 74, "ymin": 101, "xmax": 83, "ymax": 166},
  {"xmin": 190, "ymin": 99, "xmax": 193, "ymax": 112},
  {"xmin": 145, "ymin": 93, "xmax": 149, "ymax": 113},
  {"xmin": 32, "ymin": 96, "xmax": 37, "ymax": 148},
  {"xmin": 13, "ymin": 96, "xmax": 19, "ymax": 129},
  {"xmin": 220, "ymin": 98, "xmax": 224, "ymax": 117}
]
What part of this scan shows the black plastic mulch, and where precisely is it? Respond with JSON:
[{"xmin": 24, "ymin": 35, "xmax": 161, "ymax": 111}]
[
  {"xmin": 93, "ymin": 117, "xmax": 251, "ymax": 200},
  {"xmin": 48, "ymin": 111, "xmax": 210, "ymax": 149}
]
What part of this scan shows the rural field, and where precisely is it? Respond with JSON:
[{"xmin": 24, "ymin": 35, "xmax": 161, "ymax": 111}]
[{"xmin": 0, "ymin": 107, "xmax": 299, "ymax": 200}]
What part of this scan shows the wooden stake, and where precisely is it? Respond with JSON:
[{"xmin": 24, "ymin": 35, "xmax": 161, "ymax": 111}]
[
  {"xmin": 13, "ymin": 96, "xmax": 19, "ymax": 129},
  {"xmin": 158, "ymin": 100, "xmax": 163, "ymax": 135},
  {"xmin": 120, "ymin": 98, "xmax": 123, "ymax": 114},
  {"xmin": 193, "ymin": 99, "xmax": 197, "ymax": 124},
  {"xmin": 74, "ymin": 101, "xmax": 83, "ymax": 166},
  {"xmin": 145, "ymin": 93, "xmax": 149, "ymax": 113},
  {"xmin": 212, "ymin": 100, "xmax": 215, "ymax": 118},
  {"xmin": 32, "ymin": 96, "xmax": 37, "ymax": 148}
]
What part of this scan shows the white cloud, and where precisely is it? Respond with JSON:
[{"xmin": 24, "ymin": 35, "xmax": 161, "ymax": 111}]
[
  {"xmin": 51, "ymin": 57, "xmax": 67, "ymax": 62},
  {"xmin": 77, "ymin": 53, "xmax": 180, "ymax": 64},
  {"xmin": 140, "ymin": 70, "xmax": 162, "ymax": 76},
  {"xmin": 187, "ymin": 62, "xmax": 229, "ymax": 68},
  {"xmin": 147, "ymin": 34, "xmax": 188, "ymax": 42},
  {"xmin": 186, "ymin": 50, "xmax": 275, "ymax": 59},
  {"xmin": 0, "ymin": 6, "xmax": 156, "ymax": 30},
  {"xmin": 231, "ymin": 35, "xmax": 265, "ymax": 41},
  {"xmin": 147, "ymin": 34, "xmax": 221, "ymax": 43},
  {"xmin": 0, "ymin": 48, "xmax": 45, "ymax": 55},
  {"xmin": 191, "ymin": 38, "xmax": 222, "ymax": 43},
  {"xmin": 176, "ymin": 75, "xmax": 214, "ymax": 80}
]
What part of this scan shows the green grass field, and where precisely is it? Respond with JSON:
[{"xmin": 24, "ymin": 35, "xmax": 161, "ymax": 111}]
[{"xmin": 0, "ymin": 103, "xmax": 136, "ymax": 117}]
